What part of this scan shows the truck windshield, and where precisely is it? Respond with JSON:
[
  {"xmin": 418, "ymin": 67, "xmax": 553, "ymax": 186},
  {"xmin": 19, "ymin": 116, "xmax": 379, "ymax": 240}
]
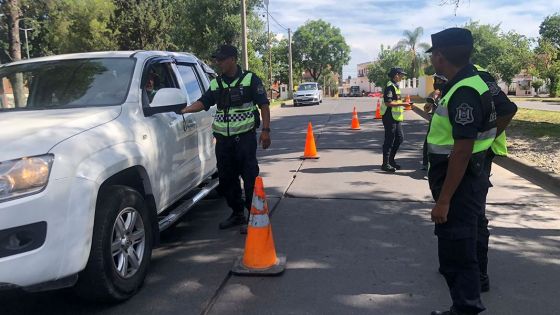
[
  {"xmin": 298, "ymin": 84, "xmax": 317, "ymax": 91},
  {"xmin": 0, "ymin": 58, "xmax": 135, "ymax": 111}
]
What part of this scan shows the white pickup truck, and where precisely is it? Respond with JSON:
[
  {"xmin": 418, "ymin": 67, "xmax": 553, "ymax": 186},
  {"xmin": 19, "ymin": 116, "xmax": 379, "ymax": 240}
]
[{"xmin": 0, "ymin": 51, "xmax": 219, "ymax": 301}]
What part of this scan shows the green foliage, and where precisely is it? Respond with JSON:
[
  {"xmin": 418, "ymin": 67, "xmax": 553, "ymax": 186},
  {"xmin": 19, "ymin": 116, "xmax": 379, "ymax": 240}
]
[
  {"xmin": 532, "ymin": 79, "xmax": 544, "ymax": 94},
  {"xmin": 45, "ymin": 0, "xmax": 118, "ymax": 53},
  {"xmin": 110, "ymin": 0, "xmax": 175, "ymax": 51},
  {"xmin": 292, "ymin": 19, "xmax": 350, "ymax": 81},
  {"xmin": 367, "ymin": 45, "xmax": 410, "ymax": 88},
  {"xmin": 534, "ymin": 39, "xmax": 560, "ymax": 97},
  {"xmin": 539, "ymin": 13, "xmax": 560, "ymax": 48},
  {"xmin": 465, "ymin": 21, "xmax": 533, "ymax": 86},
  {"xmin": 394, "ymin": 27, "xmax": 430, "ymax": 78}
]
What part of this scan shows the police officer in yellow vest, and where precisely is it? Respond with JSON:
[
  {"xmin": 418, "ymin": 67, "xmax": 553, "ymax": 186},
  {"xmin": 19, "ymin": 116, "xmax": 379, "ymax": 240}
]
[
  {"xmin": 427, "ymin": 28, "xmax": 497, "ymax": 315},
  {"xmin": 469, "ymin": 64, "xmax": 517, "ymax": 293},
  {"xmin": 180, "ymin": 45, "xmax": 271, "ymax": 230},
  {"xmin": 381, "ymin": 67, "xmax": 408, "ymax": 172}
]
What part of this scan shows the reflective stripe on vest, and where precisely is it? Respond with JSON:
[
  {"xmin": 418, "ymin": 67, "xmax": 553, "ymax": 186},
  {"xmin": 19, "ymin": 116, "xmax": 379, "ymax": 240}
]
[
  {"xmin": 427, "ymin": 75, "xmax": 496, "ymax": 155},
  {"xmin": 491, "ymin": 131, "xmax": 508, "ymax": 156},
  {"xmin": 380, "ymin": 81, "xmax": 404, "ymax": 121},
  {"xmin": 210, "ymin": 72, "xmax": 257, "ymax": 136}
]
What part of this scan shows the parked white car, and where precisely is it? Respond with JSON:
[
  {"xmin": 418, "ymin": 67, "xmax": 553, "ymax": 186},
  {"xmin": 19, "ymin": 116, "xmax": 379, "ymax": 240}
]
[
  {"xmin": 293, "ymin": 82, "xmax": 322, "ymax": 106},
  {"xmin": 0, "ymin": 51, "xmax": 218, "ymax": 301}
]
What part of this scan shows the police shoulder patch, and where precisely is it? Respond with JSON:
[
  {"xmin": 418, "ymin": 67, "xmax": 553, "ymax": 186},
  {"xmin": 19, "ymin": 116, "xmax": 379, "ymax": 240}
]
[
  {"xmin": 487, "ymin": 82, "xmax": 501, "ymax": 96},
  {"xmin": 455, "ymin": 103, "xmax": 474, "ymax": 125},
  {"xmin": 387, "ymin": 90, "xmax": 393, "ymax": 98},
  {"xmin": 257, "ymin": 84, "xmax": 265, "ymax": 95}
]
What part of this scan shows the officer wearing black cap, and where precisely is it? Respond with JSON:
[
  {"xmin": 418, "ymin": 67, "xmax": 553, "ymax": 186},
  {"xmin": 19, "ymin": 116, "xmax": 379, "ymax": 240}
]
[
  {"xmin": 180, "ymin": 44, "xmax": 271, "ymax": 231},
  {"xmin": 426, "ymin": 28, "xmax": 497, "ymax": 315},
  {"xmin": 380, "ymin": 67, "xmax": 409, "ymax": 172}
]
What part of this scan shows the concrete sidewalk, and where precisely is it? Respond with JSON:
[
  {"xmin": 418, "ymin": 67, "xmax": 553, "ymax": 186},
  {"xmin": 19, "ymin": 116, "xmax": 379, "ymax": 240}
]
[{"xmin": 209, "ymin": 98, "xmax": 560, "ymax": 315}]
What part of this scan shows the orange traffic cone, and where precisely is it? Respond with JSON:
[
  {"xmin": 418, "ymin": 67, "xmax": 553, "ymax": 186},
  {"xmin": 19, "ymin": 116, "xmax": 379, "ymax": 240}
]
[
  {"xmin": 374, "ymin": 100, "xmax": 382, "ymax": 119},
  {"xmin": 404, "ymin": 95, "xmax": 412, "ymax": 110},
  {"xmin": 350, "ymin": 107, "xmax": 361, "ymax": 130},
  {"xmin": 232, "ymin": 177, "xmax": 286, "ymax": 276},
  {"xmin": 301, "ymin": 122, "xmax": 319, "ymax": 159}
]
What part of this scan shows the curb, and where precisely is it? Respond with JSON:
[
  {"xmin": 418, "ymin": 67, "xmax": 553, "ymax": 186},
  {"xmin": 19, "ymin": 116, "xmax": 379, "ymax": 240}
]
[{"xmin": 412, "ymin": 104, "xmax": 560, "ymax": 197}]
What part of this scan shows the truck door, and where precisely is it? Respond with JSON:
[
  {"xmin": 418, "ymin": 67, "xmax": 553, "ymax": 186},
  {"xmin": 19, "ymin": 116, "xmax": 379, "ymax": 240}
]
[{"xmin": 141, "ymin": 58, "xmax": 199, "ymax": 206}]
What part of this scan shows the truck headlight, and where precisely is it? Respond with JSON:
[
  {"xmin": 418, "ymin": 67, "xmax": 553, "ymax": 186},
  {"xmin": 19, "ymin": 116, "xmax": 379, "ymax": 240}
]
[{"xmin": 0, "ymin": 154, "xmax": 54, "ymax": 202}]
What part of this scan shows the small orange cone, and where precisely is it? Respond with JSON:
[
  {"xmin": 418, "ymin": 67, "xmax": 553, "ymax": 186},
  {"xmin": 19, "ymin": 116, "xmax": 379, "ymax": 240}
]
[
  {"xmin": 350, "ymin": 107, "xmax": 361, "ymax": 130},
  {"xmin": 374, "ymin": 100, "xmax": 382, "ymax": 119},
  {"xmin": 404, "ymin": 95, "xmax": 412, "ymax": 110},
  {"xmin": 301, "ymin": 122, "xmax": 319, "ymax": 159},
  {"xmin": 232, "ymin": 177, "xmax": 286, "ymax": 276}
]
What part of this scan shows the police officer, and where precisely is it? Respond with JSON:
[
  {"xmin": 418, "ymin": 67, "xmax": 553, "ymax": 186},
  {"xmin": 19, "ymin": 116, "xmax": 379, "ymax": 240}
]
[
  {"xmin": 422, "ymin": 74, "xmax": 448, "ymax": 170},
  {"xmin": 473, "ymin": 64, "xmax": 518, "ymax": 292},
  {"xmin": 426, "ymin": 28, "xmax": 497, "ymax": 315},
  {"xmin": 180, "ymin": 44, "xmax": 271, "ymax": 230},
  {"xmin": 381, "ymin": 67, "xmax": 408, "ymax": 172}
]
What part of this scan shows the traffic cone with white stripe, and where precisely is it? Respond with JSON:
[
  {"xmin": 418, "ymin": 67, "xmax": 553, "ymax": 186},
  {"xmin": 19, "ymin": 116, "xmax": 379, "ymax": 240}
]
[
  {"xmin": 374, "ymin": 100, "xmax": 382, "ymax": 119},
  {"xmin": 232, "ymin": 176, "xmax": 286, "ymax": 276}
]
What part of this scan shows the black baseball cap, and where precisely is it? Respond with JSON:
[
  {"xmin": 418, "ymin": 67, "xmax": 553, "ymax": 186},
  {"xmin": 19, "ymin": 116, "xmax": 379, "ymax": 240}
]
[
  {"xmin": 426, "ymin": 27, "xmax": 473, "ymax": 53},
  {"xmin": 211, "ymin": 44, "xmax": 238, "ymax": 60},
  {"xmin": 388, "ymin": 67, "xmax": 407, "ymax": 78}
]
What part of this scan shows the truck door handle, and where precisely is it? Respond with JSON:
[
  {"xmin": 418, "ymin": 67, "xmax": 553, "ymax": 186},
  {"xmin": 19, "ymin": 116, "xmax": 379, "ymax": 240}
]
[{"xmin": 181, "ymin": 114, "xmax": 196, "ymax": 131}]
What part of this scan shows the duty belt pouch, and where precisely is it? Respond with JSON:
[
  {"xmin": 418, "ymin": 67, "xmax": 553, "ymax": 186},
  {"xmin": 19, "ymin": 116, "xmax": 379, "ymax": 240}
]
[{"xmin": 468, "ymin": 151, "xmax": 486, "ymax": 177}]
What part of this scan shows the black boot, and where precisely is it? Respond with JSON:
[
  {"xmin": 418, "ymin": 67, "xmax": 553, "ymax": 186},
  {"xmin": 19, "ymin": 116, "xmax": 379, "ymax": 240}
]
[
  {"xmin": 219, "ymin": 213, "xmax": 246, "ymax": 230},
  {"xmin": 381, "ymin": 154, "xmax": 396, "ymax": 173},
  {"xmin": 389, "ymin": 152, "xmax": 401, "ymax": 170}
]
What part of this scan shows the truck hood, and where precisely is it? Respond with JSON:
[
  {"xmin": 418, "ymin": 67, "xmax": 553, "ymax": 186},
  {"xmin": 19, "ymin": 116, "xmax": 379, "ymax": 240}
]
[{"xmin": 0, "ymin": 106, "xmax": 121, "ymax": 162}]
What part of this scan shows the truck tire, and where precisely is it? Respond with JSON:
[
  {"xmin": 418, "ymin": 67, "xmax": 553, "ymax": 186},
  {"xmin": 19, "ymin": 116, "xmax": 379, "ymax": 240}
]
[{"xmin": 74, "ymin": 185, "xmax": 153, "ymax": 302}]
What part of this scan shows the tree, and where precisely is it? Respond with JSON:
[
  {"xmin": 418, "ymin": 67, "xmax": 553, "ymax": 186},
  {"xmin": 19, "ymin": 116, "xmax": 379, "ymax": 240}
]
[
  {"xmin": 292, "ymin": 20, "xmax": 350, "ymax": 81},
  {"xmin": 1, "ymin": 0, "xmax": 25, "ymax": 107},
  {"xmin": 43, "ymin": 0, "xmax": 117, "ymax": 54},
  {"xmin": 110, "ymin": 0, "xmax": 175, "ymax": 51},
  {"xmin": 534, "ymin": 39, "xmax": 560, "ymax": 97},
  {"xmin": 532, "ymin": 79, "xmax": 544, "ymax": 95},
  {"xmin": 539, "ymin": 13, "xmax": 560, "ymax": 48},
  {"xmin": 394, "ymin": 27, "xmax": 430, "ymax": 78},
  {"xmin": 367, "ymin": 45, "xmax": 410, "ymax": 88}
]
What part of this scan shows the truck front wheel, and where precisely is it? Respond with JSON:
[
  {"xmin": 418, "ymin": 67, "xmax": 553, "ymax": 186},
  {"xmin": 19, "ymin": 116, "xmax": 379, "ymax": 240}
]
[{"xmin": 75, "ymin": 185, "xmax": 153, "ymax": 302}]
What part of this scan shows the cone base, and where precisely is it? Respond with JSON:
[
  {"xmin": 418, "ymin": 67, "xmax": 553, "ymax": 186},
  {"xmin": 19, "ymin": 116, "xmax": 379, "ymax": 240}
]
[
  {"xmin": 231, "ymin": 255, "xmax": 287, "ymax": 276},
  {"xmin": 300, "ymin": 155, "xmax": 319, "ymax": 159},
  {"xmin": 350, "ymin": 127, "xmax": 361, "ymax": 130}
]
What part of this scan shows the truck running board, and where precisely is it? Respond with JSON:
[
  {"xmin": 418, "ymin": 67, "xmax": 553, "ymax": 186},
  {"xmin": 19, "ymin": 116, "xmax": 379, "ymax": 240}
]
[{"xmin": 158, "ymin": 177, "xmax": 219, "ymax": 231}]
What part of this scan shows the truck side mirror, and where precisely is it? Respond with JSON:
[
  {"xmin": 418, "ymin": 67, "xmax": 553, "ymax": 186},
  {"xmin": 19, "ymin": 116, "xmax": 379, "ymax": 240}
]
[
  {"xmin": 144, "ymin": 88, "xmax": 188, "ymax": 116},
  {"xmin": 151, "ymin": 88, "xmax": 188, "ymax": 107}
]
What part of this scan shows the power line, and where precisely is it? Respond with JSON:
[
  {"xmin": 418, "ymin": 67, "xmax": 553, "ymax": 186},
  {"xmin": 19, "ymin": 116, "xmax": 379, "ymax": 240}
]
[{"xmin": 268, "ymin": 11, "xmax": 288, "ymax": 31}]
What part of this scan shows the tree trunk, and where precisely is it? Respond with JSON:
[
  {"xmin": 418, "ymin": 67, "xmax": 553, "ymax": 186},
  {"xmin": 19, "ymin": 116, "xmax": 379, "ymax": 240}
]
[{"xmin": 6, "ymin": 0, "xmax": 26, "ymax": 108}]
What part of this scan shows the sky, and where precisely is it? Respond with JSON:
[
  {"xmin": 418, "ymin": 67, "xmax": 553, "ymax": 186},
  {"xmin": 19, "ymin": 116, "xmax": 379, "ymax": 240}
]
[{"xmin": 262, "ymin": 0, "xmax": 559, "ymax": 78}]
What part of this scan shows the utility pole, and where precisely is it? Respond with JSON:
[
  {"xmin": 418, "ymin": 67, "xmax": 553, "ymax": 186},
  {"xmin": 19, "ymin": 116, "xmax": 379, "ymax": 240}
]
[
  {"xmin": 288, "ymin": 28, "xmax": 293, "ymax": 99},
  {"xmin": 20, "ymin": 18, "xmax": 32, "ymax": 60},
  {"xmin": 265, "ymin": 0, "xmax": 272, "ymax": 100},
  {"xmin": 240, "ymin": 0, "xmax": 248, "ymax": 70}
]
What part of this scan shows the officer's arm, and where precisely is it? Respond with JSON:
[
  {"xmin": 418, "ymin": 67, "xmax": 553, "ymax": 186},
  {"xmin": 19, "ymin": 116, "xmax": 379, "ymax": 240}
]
[
  {"xmin": 181, "ymin": 100, "xmax": 205, "ymax": 114},
  {"xmin": 496, "ymin": 112, "xmax": 515, "ymax": 137},
  {"xmin": 180, "ymin": 88, "xmax": 214, "ymax": 114},
  {"xmin": 260, "ymin": 104, "xmax": 271, "ymax": 130},
  {"xmin": 384, "ymin": 86, "xmax": 403, "ymax": 107}
]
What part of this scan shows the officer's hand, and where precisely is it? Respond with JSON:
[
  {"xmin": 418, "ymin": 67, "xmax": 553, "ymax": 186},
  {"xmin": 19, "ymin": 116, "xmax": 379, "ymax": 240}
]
[
  {"xmin": 259, "ymin": 131, "xmax": 271, "ymax": 149},
  {"xmin": 424, "ymin": 103, "xmax": 432, "ymax": 113},
  {"xmin": 180, "ymin": 106, "xmax": 189, "ymax": 114},
  {"xmin": 431, "ymin": 202, "xmax": 449, "ymax": 224}
]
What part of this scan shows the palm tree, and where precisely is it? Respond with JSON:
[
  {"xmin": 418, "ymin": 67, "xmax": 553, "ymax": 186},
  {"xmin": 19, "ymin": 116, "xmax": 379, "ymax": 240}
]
[{"xmin": 395, "ymin": 27, "xmax": 431, "ymax": 78}]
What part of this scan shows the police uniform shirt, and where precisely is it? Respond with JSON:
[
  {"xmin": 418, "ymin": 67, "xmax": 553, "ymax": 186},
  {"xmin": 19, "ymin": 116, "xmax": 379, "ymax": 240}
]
[
  {"xmin": 199, "ymin": 65, "xmax": 270, "ymax": 110},
  {"xmin": 476, "ymin": 69, "xmax": 518, "ymax": 118},
  {"xmin": 383, "ymin": 80, "xmax": 400, "ymax": 104},
  {"xmin": 429, "ymin": 65, "xmax": 495, "ymax": 183}
]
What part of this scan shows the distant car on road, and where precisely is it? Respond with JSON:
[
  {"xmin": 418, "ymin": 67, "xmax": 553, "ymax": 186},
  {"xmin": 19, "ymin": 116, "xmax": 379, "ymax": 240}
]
[
  {"xmin": 293, "ymin": 82, "xmax": 323, "ymax": 106},
  {"xmin": 0, "ymin": 51, "xmax": 219, "ymax": 301},
  {"xmin": 368, "ymin": 92, "xmax": 382, "ymax": 97}
]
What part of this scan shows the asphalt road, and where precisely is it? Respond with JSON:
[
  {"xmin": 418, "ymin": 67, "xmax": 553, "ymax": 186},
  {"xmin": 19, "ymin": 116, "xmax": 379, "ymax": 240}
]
[{"xmin": 2, "ymin": 98, "xmax": 559, "ymax": 315}]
